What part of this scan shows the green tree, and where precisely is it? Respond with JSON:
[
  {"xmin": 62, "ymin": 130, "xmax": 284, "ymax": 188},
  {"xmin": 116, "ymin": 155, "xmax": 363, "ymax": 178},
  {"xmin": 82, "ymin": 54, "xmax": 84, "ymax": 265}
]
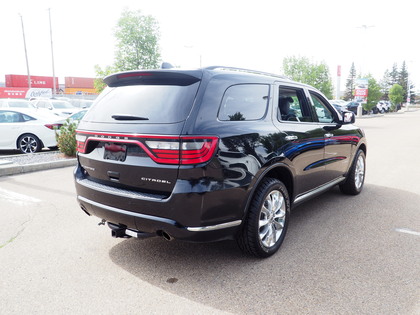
[
  {"xmin": 94, "ymin": 65, "xmax": 116, "ymax": 93},
  {"xmin": 94, "ymin": 9, "xmax": 161, "ymax": 93},
  {"xmin": 389, "ymin": 84, "xmax": 404, "ymax": 111},
  {"xmin": 114, "ymin": 9, "xmax": 161, "ymax": 71},
  {"xmin": 282, "ymin": 56, "xmax": 333, "ymax": 99},
  {"xmin": 344, "ymin": 62, "xmax": 356, "ymax": 101},
  {"xmin": 365, "ymin": 76, "xmax": 383, "ymax": 112}
]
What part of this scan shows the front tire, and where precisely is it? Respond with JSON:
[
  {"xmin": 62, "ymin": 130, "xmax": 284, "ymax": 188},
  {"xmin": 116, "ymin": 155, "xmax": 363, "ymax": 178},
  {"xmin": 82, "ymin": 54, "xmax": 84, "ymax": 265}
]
[
  {"xmin": 237, "ymin": 178, "xmax": 290, "ymax": 258},
  {"xmin": 18, "ymin": 134, "xmax": 42, "ymax": 154},
  {"xmin": 339, "ymin": 149, "xmax": 366, "ymax": 195}
]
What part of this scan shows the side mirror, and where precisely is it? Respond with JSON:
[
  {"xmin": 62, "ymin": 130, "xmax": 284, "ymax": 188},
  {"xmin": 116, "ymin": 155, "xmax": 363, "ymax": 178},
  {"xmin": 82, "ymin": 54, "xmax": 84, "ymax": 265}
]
[{"xmin": 341, "ymin": 111, "xmax": 355, "ymax": 124}]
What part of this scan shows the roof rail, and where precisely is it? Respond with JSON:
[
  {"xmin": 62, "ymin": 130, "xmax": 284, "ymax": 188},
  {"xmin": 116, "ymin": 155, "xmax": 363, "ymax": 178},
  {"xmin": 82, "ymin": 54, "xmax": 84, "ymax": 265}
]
[{"xmin": 205, "ymin": 66, "xmax": 290, "ymax": 80}]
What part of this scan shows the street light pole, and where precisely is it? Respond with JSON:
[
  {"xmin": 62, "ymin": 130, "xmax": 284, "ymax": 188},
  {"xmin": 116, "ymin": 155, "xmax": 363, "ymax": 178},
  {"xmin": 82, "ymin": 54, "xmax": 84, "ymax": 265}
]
[
  {"xmin": 48, "ymin": 8, "xmax": 56, "ymax": 96},
  {"xmin": 19, "ymin": 14, "xmax": 31, "ymax": 89},
  {"xmin": 356, "ymin": 24, "xmax": 375, "ymax": 76}
]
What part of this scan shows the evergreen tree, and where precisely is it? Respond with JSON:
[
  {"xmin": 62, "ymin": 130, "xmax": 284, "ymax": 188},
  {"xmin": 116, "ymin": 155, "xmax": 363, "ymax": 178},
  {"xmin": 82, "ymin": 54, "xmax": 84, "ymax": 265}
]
[
  {"xmin": 379, "ymin": 70, "xmax": 390, "ymax": 100},
  {"xmin": 398, "ymin": 61, "xmax": 409, "ymax": 101},
  {"xmin": 389, "ymin": 63, "xmax": 399, "ymax": 86},
  {"xmin": 344, "ymin": 62, "xmax": 356, "ymax": 101}
]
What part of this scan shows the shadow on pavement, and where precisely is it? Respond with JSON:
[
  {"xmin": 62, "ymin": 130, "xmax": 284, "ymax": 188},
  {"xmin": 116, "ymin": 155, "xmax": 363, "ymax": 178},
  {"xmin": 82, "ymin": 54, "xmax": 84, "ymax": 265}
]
[{"xmin": 109, "ymin": 184, "xmax": 420, "ymax": 314}]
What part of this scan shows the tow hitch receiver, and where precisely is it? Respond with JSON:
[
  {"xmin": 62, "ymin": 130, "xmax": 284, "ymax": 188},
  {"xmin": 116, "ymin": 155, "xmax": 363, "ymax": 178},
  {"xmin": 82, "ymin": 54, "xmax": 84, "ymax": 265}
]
[{"xmin": 107, "ymin": 222, "xmax": 155, "ymax": 239}]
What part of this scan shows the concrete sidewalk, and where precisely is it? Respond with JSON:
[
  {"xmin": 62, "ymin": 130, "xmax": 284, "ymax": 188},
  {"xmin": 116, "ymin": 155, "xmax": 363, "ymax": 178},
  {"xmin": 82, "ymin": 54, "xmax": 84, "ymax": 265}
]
[{"xmin": 0, "ymin": 152, "xmax": 76, "ymax": 177}]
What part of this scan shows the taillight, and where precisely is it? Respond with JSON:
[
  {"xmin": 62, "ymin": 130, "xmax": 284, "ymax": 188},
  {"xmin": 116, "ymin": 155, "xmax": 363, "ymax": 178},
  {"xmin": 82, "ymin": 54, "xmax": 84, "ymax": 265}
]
[
  {"xmin": 76, "ymin": 134, "xmax": 87, "ymax": 153},
  {"xmin": 117, "ymin": 72, "xmax": 152, "ymax": 79},
  {"xmin": 76, "ymin": 131, "xmax": 218, "ymax": 165},
  {"xmin": 45, "ymin": 124, "xmax": 62, "ymax": 130},
  {"xmin": 145, "ymin": 137, "xmax": 218, "ymax": 165}
]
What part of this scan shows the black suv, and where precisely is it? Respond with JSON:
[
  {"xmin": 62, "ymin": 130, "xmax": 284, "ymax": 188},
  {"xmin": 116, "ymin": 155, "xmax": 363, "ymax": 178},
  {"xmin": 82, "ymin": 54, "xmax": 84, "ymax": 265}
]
[{"xmin": 74, "ymin": 66, "xmax": 367, "ymax": 258}]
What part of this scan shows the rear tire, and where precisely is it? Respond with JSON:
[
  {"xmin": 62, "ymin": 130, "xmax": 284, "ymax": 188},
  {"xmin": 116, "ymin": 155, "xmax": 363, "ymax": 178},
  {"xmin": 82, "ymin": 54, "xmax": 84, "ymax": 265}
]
[
  {"xmin": 237, "ymin": 178, "xmax": 290, "ymax": 258},
  {"xmin": 18, "ymin": 134, "xmax": 42, "ymax": 154},
  {"xmin": 339, "ymin": 149, "xmax": 366, "ymax": 195}
]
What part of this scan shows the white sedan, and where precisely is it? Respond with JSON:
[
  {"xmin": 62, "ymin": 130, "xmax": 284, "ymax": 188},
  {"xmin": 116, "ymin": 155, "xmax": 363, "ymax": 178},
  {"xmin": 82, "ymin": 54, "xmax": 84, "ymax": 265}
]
[
  {"xmin": 30, "ymin": 99, "xmax": 78, "ymax": 117},
  {"xmin": 0, "ymin": 108, "xmax": 62, "ymax": 153}
]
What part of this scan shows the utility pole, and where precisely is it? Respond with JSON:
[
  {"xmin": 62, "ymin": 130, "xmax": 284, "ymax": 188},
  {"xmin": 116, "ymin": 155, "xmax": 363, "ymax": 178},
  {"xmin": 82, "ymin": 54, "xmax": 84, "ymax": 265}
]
[
  {"xmin": 48, "ymin": 8, "xmax": 56, "ymax": 96},
  {"xmin": 19, "ymin": 14, "xmax": 31, "ymax": 89}
]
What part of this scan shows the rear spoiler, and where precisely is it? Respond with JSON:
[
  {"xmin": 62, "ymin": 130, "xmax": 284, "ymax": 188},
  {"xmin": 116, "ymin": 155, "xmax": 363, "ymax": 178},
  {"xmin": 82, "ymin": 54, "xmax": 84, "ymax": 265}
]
[{"xmin": 104, "ymin": 70, "xmax": 203, "ymax": 87}]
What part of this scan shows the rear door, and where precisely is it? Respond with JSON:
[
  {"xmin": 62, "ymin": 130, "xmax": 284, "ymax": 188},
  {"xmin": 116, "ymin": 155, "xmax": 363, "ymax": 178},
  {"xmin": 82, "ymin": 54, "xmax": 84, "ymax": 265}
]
[
  {"xmin": 76, "ymin": 70, "xmax": 203, "ymax": 196},
  {"xmin": 273, "ymin": 85, "xmax": 327, "ymax": 195}
]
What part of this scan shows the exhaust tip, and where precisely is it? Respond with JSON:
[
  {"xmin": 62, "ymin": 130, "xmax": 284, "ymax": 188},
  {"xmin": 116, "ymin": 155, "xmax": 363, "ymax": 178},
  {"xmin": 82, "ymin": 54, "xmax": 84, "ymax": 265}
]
[
  {"xmin": 159, "ymin": 231, "xmax": 173, "ymax": 241},
  {"xmin": 80, "ymin": 205, "xmax": 91, "ymax": 216}
]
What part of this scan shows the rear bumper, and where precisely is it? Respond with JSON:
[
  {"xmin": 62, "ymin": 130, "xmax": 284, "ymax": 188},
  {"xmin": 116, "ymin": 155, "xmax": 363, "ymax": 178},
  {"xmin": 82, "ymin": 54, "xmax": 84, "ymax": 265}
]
[
  {"xmin": 74, "ymin": 167, "xmax": 246, "ymax": 242},
  {"xmin": 77, "ymin": 195, "xmax": 241, "ymax": 242}
]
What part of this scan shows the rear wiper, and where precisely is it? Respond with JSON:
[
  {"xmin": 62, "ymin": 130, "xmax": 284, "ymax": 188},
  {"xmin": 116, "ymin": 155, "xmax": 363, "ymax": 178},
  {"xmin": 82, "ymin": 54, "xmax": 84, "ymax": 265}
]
[{"xmin": 111, "ymin": 114, "xmax": 149, "ymax": 121}]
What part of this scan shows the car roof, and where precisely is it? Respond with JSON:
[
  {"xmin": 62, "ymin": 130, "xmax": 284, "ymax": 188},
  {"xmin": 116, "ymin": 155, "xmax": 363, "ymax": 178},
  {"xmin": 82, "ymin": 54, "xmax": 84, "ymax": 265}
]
[
  {"xmin": 104, "ymin": 66, "xmax": 312, "ymax": 89},
  {"xmin": 0, "ymin": 107, "xmax": 61, "ymax": 121}
]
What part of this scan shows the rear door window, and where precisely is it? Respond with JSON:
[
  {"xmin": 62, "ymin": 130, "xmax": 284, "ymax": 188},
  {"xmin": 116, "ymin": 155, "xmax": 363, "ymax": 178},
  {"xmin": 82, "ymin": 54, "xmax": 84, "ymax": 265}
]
[
  {"xmin": 278, "ymin": 87, "xmax": 314, "ymax": 122},
  {"xmin": 83, "ymin": 82, "xmax": 200, "ymax": 124}
]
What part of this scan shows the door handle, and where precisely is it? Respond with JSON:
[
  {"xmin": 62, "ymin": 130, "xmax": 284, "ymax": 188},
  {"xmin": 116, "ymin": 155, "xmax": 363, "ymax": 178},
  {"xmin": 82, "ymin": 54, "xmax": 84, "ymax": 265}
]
[{"xmin": 285, "ymin": 135, "xmax": 298, "ymax": 141}]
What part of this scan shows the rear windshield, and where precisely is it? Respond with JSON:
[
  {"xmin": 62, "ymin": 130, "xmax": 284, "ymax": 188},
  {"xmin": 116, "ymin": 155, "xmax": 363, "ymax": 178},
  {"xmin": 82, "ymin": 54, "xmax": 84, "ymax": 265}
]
[{"xmin": 83, "ymin": 82, "xmax": 200, "ymax": 124}]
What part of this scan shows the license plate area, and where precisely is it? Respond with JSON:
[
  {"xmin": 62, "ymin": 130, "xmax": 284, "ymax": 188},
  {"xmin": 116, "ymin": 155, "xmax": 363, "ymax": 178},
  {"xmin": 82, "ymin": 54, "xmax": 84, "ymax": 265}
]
[{"xmin": 104, "ymin": 143, "xmax": 127, "ymax": 162}]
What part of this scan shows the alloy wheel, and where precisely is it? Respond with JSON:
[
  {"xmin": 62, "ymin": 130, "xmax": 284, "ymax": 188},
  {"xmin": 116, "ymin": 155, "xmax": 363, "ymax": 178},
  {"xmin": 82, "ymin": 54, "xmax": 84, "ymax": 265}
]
[
  {"xmin": 19, "ymin": 136, "xmax": 38, "ymax": 153},
  {"xmin": 354, "ymin": 155, "xmax": 365, "ymax": 190},
  {"xmin": 258, "ymin": 190, "xmax": 286, "ymax": 248}
]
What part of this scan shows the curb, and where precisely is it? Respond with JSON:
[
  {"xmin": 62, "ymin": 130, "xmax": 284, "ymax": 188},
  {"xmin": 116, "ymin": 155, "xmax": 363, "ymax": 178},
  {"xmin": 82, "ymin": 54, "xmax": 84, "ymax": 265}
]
[{"xmin": 0, "ymin": 158, "xmax": 77, "ymax": 177}]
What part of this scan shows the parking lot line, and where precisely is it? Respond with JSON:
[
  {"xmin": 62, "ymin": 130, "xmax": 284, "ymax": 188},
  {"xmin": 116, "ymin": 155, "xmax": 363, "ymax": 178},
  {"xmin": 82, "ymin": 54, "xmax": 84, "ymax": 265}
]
[
  {"xmin": 395, "ymin": 228, "xmax": 420, "ymax": 237},
  {"xmin": 0, "ymin": 187, "xmax": 41, "ymax": 205}
]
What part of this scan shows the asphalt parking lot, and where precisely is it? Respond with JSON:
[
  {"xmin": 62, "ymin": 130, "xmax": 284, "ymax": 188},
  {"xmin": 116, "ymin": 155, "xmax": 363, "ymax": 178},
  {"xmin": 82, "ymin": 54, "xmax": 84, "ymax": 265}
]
[{"xmin": 0, "ymin": 110, "xmax": 419, "ymax": 314}]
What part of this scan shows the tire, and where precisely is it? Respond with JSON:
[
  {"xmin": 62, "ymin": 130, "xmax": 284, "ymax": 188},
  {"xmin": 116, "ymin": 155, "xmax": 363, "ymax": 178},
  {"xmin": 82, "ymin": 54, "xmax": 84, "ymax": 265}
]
[
  {"xmin": 339, "ymin": 149, "xmax": 366, "ymax": 195},
  {"xmin": 237, "ymin": 178, "xmax": 290, "ymax": 258},
  {"xmin": 18, "ymin": 134, "xmax": 42, "ymax": 154}
]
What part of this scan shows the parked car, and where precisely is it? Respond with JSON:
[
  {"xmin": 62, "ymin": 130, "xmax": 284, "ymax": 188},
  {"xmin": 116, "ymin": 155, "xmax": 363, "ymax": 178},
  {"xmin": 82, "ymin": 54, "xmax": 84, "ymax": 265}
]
[
  {"xmin": 56, "ymin": 109, "xmax": 88, "ymax": 126},
  {"xmin": 0, "ymin": 98, "xmax": 37, "ymax": 109},
  {"xmin": 68, "ymin": 99, "xmax": 94, "ymax": 108},
  {"xmin": 74, "ymin": 66, "xmax": 367, "ymax": 258},
  {"xmin": 346, "ymin": 101, "xmax": 367, "ymax": 115},
  {"xmin": 329, "ymin": 99, "xmax": 348, "ymax": 106},
  {"xmin": 376, "ymin": 101, "xmax": 391, "ymax": 113},
  {"xmin": 330, "ymin": 102, "xmax": 348, "ymax": 113},
  {"xmin": 0, "ymin": 108, "xmax": 62, "ymax": 153},
  {"xmin": 30, "ymin": 99, "xmax": 78, "ymax": 117}
]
